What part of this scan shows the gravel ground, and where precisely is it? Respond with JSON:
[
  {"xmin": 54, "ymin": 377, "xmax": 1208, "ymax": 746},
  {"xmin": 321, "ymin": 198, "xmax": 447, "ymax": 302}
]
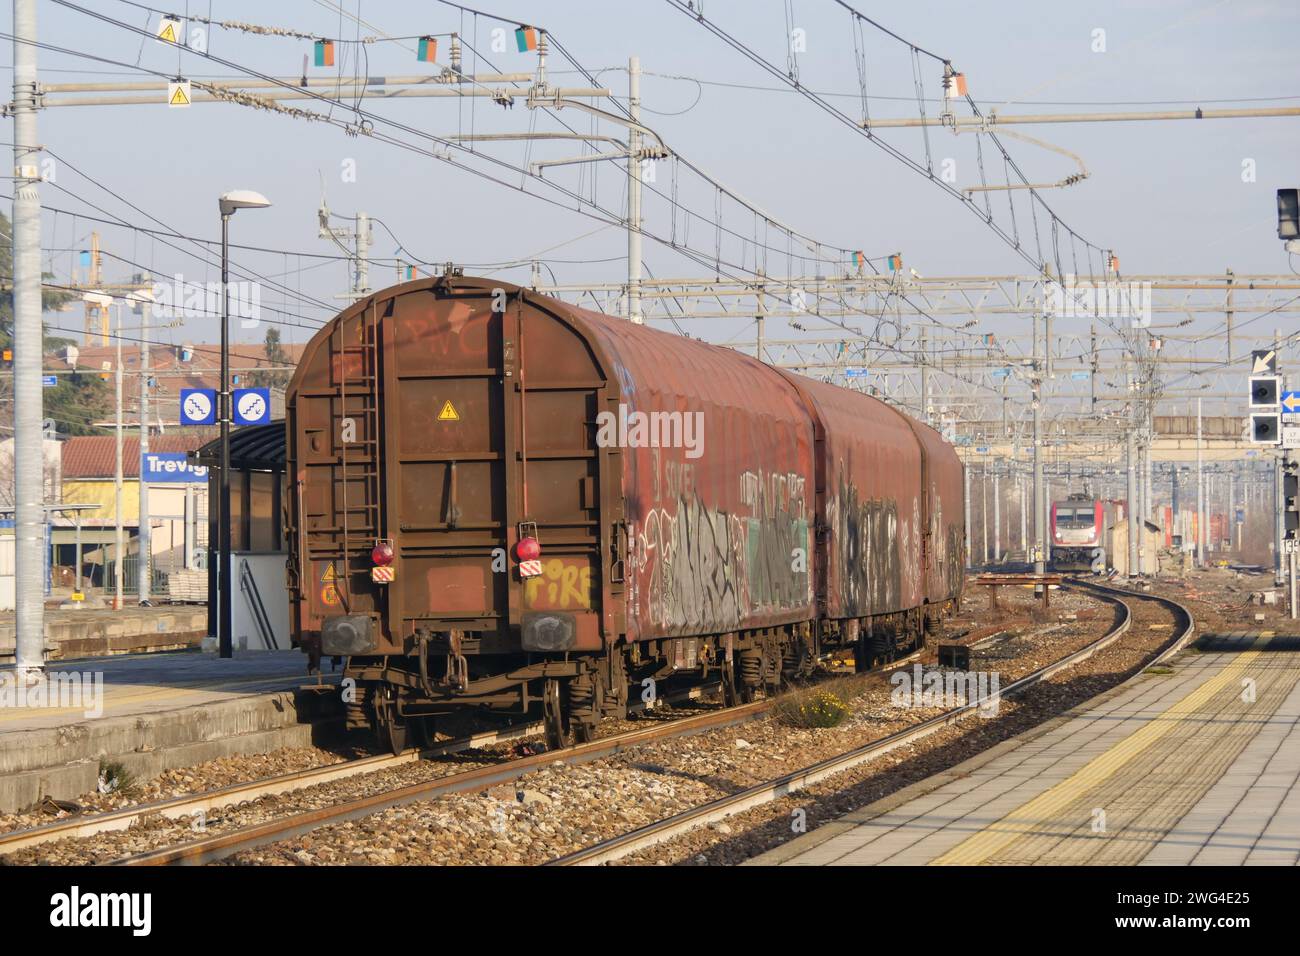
[
  {"xmin": 621, "ymin": 583, "xmax": 1188, "ymax": 865},
  {"xmin": 0, "ymin": 747, "xmax": 349, "ymax": 837},
  {"xmin": 211, "ymin": 588, "xmax": 1118, "ymax": 866},
  {"xmin": 0, "ymin": 691, "xmax": 739, "ymax": 865},
  {"xmin": 2, "ymin": 583, "xmax": 1171, "ymax": 867},
  {"xmin": 1127, "ymin": 566, "xmax": 1296, "ymax": 635}
]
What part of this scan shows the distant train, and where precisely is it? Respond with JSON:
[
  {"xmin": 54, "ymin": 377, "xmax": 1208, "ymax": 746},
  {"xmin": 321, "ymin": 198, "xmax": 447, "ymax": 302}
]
[
  {"xmin": 283, "ymin": 274, "xmax": 965, "ymax": 752},
  {"xmin": 1050, "ymin": 493, "xmax": 1108, "ymax": 572}
]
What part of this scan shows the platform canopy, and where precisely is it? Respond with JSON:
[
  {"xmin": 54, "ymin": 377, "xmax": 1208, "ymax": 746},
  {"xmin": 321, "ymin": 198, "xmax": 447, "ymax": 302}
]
[{"xmin": 193, "ymin": 421, "xmax": 285, "ymax": 472}]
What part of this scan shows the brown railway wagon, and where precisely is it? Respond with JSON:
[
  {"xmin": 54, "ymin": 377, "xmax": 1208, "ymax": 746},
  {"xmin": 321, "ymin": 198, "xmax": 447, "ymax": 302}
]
[{"xmin": 284, "ymin": 274, "xmax": 964, "ymax": 751}]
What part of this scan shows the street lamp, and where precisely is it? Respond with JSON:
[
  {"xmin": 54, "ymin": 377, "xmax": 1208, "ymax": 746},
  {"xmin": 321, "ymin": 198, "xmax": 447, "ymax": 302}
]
[{"xmin": 216, "ymin": 190, "xmax": 271, "ymax": 658}]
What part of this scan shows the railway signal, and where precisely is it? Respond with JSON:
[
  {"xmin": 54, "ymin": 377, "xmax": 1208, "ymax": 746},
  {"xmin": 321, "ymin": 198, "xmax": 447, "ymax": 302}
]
[
  {"xmin": 1284, "ymin": 459, "xmax": 1299, "ymax": 540},
  {"xmin": 1248, "ymin": 369, "xmax": 1282, "ymax": 445},
  {"xmin": 1280, "ymin": 188, "xmax": 1299, "ymax": 241},
  {"xmin": 1251, "ymin": 413, "xmax": 1281, "ymax": 444},
  {"xmin": 1250, "ymin": 374, "xmax": 1280, "ymax": 407}
]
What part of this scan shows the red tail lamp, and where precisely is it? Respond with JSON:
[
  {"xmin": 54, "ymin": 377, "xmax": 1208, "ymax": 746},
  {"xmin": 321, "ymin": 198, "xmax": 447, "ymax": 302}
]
[
  {"xmin": 515, "ymin": 536, "xmax": 541, "ymax": 562},
  {"xmin": 371, "ymin": 540, "xmax": 395, "ymax": 566}
]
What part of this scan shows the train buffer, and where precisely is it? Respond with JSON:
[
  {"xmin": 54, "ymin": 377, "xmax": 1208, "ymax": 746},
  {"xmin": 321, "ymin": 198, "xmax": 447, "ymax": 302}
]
[{"xmin": 969, "ymin": 572, "xmax": 1063, "ymax": 612}]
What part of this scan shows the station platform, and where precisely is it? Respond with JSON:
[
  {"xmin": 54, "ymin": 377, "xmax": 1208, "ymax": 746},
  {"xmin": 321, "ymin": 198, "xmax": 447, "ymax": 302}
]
[
  {"xmin": 0, "ymin": 650, "xmax": 339, "ymax": 813},
  {"xmin": 0, "ymin": 605, "xmax": 208, "ymax": 662},
  {"xmin": 755, "ymin": 632, "xmax": 1300, "ymax": 866}
]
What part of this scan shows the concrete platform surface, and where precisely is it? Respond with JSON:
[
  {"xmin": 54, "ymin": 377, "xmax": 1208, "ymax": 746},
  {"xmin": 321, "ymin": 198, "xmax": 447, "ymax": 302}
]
[
  {"xmin": 0, "ymin": 605, "xmax": 208, "ymax": 661},
  {"xmin": 754, "ymin": 632, "xmax": 1300, "ymax": 866},
  {"xmin": 0, "ymin": 650, "xmax": 339, "ymax": 813}
]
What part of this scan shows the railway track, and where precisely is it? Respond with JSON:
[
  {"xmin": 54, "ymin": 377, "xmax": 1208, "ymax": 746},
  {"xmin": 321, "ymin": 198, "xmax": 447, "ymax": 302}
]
[
  {"xmin": 94, "ymin": 647, "xmax": 945, "ymax": 866},
  {"xmin": 0, "ymin": 721, "xmax": 544, "ymax": 858},
  {"xmin": 545, "ymin": 580, "xmax": 1193, "ymax": 866},
  {"xmin": 0, "ymin": 679, "xmax": 742, "ymax": 858},
  {"xmin": 1, "ymin": 596, "xmax": 1088, "ymax": 866}
]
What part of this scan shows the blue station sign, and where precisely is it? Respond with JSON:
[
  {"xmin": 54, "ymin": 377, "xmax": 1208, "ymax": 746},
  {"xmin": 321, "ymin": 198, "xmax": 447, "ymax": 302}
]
[{"xmin": 141, "ymin": 452, "xmax": 208, "ymax": 484}]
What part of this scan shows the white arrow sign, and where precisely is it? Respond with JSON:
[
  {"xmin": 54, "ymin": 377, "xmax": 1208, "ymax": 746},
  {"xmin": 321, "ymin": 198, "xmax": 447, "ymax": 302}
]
[{"xmin": 1253, "ymin": 349, "xmax": 1277, "ymax": 374}]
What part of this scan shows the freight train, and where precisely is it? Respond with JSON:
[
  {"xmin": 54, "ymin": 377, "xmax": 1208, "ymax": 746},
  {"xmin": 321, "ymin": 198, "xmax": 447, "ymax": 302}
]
[{"xmin": 284, "ymin": 274, "xmax": 965, "ymax": 752}]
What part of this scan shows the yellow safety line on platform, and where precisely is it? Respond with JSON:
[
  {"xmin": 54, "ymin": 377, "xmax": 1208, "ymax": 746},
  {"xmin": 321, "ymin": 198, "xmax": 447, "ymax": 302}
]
[{"xmin": 932, "ymin": 635, "xmax": 1271, "ymax": 865}]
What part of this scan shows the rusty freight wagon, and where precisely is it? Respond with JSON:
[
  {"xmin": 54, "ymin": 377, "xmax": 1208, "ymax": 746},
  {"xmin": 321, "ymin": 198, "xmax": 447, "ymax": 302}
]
[{"xmin": 285, "ymin": 274, "xmax": 964, "ymax": 751}]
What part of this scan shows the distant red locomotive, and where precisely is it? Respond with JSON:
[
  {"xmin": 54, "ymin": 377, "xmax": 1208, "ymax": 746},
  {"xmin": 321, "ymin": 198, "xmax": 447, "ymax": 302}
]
[
  {"xmin": 284, "ymin": 275, "xmax": 965, "ymax": 751},
  {"xmin": 1050, "ymin": 494, "xmax": 1106, "ymax": 571}
]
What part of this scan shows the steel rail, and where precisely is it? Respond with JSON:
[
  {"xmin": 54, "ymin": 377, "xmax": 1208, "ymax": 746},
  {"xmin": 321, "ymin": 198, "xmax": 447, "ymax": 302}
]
[
  {"xmin": 112, "ymin": 697, "xmax": 776, "ymax": 865},
  {"xmin": 547, "ymin": 582, "xmax": 1192, "ymax": 866},
  {"xmin": 107, "ymin": 648, "xmax": 941, "ymax": 866},
  {"xmin": 0, "ymin": 679, "xmax": 733, "ymax": 857},
  {"xmin": 0, "ymin": 721, "xmax": 542, "ymax": 856},
  {"xmin": 7, "ymin": 612, "xmax": 1039, "ymax": 864}
]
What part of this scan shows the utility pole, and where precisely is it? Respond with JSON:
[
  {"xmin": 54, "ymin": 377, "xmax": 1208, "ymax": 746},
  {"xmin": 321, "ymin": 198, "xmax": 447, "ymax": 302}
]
[
  {"xmin": 626, "ymin": 55, "xmax": 643, "ymax": 325},
  {"xmin": 1019, "ymin": 471, "xmax": 1027, "ymax": 555},
  {"xmin": 1273, "ymin": 326, "xmax": 1285, "ymax": 586},
  {"xmin": 755, "ymin": 274, "xmax": 766, "ymax": 363},
  {"xmin": 1144, "ymin": 409, "xmax": 1154, "ymax": 526},
  {"xmin": 1090, "ymin": 324, "xmax": 1098, "ymax": 414},
  {"xmin": 318, "ymin": 204, "xmax": 372, "ymax": 301},
  {"xmin": 114, "ymin": 305, "xmax": 125, "ymax": 610},
  {"xmin": 355, "ymin": 212, "xmax": 370, "ymax": 299},
  {"xmin": 1228, "ymin": 466, "xmax": 1236, "ymax": 554},
  {"xmin": 1171, "ymin": 465, "xmax": 1181, "ymax": 548},
  {"xmin": 1225, "ymin": 267, "xmax": 1234, "ymax": 365},
  {"xmin": 1196, "ymin": 397, "xmax": 1205, "ymax": 568},
  {"xmin": 1033, "ymin": 313, "xmax": 1045, "ymax": 582},
  {"xmin": 980, "ymin": 462, "xmax": 988, "ymax": 564},
  {"xmin": 1279, "ymin": 328, "xmax": 1298, "ymax": 615},
  {"xmin": 920, "ymin": 326, "xmax": 930, "ymax": 426},
  {"xmin": 1275, "ymin": 452, "xmax": 1285, "ymax": 585},
  {"xmin": 219, "ymin": 212, "xmax": 232, "ymax": 657},
  {"xmin": 136, "ymin": 292, "xmax": 151, "ymax": 604},
  {"xmin": 11, "ymin": 0, "xmax": 44, "ymax": 679},
  {"xmin": 1127, "ymin": 421, "xmax": 1139, "ymax": 578},
  {"xmin": 963, "ymin": 452, "xmax": 972, "ymax": 568},
  {"xmin": 993, "ymin": 464, "xmax": 1001, "ymax": 563}
]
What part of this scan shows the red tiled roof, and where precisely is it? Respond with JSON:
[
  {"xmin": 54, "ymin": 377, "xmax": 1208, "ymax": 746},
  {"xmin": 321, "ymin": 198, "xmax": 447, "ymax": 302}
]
[
  {"xmin": 62, "ymin": 432, "xmax": 218, "ymax": 478},
  {"xmin": 46, "ymin": 341, "xmax": 303, "ymax": 425},
  {"xmin": 49, "ymin": 342, "xmax": 304, "ymax": 400}
]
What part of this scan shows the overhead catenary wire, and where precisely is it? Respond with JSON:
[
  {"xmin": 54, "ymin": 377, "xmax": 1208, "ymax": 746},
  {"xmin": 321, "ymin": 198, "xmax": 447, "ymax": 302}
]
[{"xmin": 30, "ymin": 3, "xmax": 964, "ymax": 352}]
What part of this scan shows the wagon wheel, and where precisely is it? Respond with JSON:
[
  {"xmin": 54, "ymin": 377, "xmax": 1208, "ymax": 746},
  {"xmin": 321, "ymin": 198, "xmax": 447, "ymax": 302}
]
[
  {"xmin": 542, "ymin": 678, "xmax": 569, "ymax": 750},
  {"xmin": 372, "ymin": 689, "xmax": 409, "ymax": 755}
]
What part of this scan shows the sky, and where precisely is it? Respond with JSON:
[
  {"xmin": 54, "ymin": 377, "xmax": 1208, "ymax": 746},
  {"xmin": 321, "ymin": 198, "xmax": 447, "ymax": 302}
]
[{"xmin": 7, "ymin": 0, "xmax": 1298, "ymax": 369}]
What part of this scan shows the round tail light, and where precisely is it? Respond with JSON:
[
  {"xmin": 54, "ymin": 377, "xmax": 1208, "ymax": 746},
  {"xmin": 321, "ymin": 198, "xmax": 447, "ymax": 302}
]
[
  {"xmin": 515, "ymin": 536, "xmax": 541, "ymax": 562},
  {"xmin": 371, "ymin": 541, "xmax": 395, "ymax": 566}
]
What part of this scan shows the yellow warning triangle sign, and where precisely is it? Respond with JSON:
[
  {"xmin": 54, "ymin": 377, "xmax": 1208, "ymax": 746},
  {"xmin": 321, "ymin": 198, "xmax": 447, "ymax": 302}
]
[
  {"xmin": 168, "ymin": 84, "xmax": 191, "ymax": 107},
  {"xmin": 437, "ymin": 400, "xmax": 460, "ymax": 421},
  {"xmin": 158, "ymin": 22, "xmax": 178, "ymax": 43},
  {"xmin": 321, "ymin": 563, "xmax": 336, "ymax": 582}
]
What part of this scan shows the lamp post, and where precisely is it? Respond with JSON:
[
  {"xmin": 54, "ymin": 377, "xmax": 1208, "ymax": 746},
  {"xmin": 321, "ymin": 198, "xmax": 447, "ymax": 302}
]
[{"xmin": 216, "ymin": 190, "xmax": 271, "ymax": 658}]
